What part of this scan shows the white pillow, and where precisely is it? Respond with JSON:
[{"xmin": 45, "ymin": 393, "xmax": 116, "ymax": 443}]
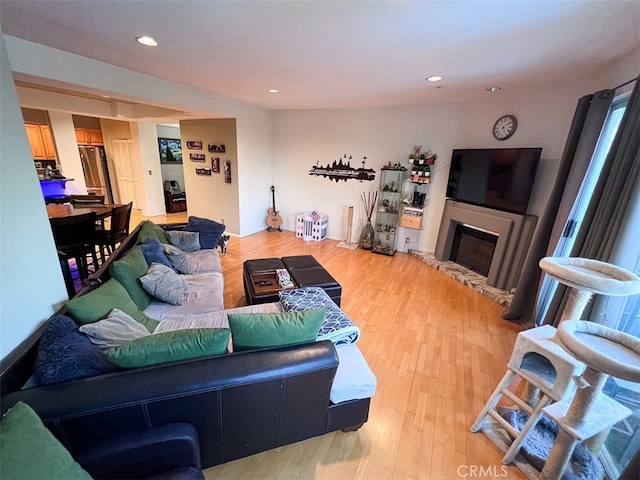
[
  {"xmin": 140, "ymin": 263, "xmax": 189, "ymax": 305},
  {"xmin": 329, "ymin": 345, "xmax": 377, "ymax": 404},
  {"xmin": 79, "ymin": 308, "xmax": 151, "ymax": 349},
  {"xmin": 166, "ymin": 230, "xmax": 201, "ymax": 252}
]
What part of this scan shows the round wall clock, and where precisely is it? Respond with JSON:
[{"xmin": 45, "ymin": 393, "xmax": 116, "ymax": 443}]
[{"xmin": 493, "ymin": 114, "xmax": 517, "ymax": 141}]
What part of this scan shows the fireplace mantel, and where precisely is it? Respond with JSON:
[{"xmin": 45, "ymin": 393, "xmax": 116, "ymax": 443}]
[{"xmin": 434, "ymin": 200, "xmax": 537, "ymax": 291}]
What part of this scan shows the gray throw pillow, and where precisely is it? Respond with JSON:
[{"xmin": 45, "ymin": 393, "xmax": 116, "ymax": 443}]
[
  {"xmin": 161, "ymin": 244, "xmax": 197, "ymax": 275},
  {"xmin": 139, "ymin": 263, "xmax": 189, "ymax": 305},
  {"xmin": 166, "ymin": 230, "xmax": 201, "ymax": 252},
  {"xmin": 79, "ymin": 308, "xmax": 151, "ymax": 349}
]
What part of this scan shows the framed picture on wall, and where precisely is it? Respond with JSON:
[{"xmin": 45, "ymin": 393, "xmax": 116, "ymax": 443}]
[
  {"xmin": 190, "ymin": 153, "xmax": 206, "ymax": 162},
  {"xmin": 212, "ymin": 157, "xmax": 220, "ymax": 173},
  {"xmin": 208, "ymin": 144, "xmax": 226, "ymax": 153},
  {"xmin": 224, "ymin": 160, "xmax": 231, "ymax": 183},
  {"xmin": 159, "ymin": 138, "xmax": 183, "ymax": 164}
]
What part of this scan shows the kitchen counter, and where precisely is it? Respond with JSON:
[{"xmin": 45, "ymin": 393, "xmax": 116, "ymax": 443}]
[
  {"xmin": 39, "ymin": 177, "xmax": 73, "ymax": 183},
  {"xmin": 39, "ymin": 178, "xmax": 74, "ymax": 198}
]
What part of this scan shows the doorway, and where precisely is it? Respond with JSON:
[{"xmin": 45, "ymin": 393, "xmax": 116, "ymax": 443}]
[{"xmin": 111, "ymin": 139, "xmax": 138, "ymax": 207}]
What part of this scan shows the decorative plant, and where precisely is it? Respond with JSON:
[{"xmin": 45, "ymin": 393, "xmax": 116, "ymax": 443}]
[
  {"xmin": 361, "ymin": 191, "xmax": 378, "ymax": 222},
  {"xmin": 409, "ymin": 145, "xmax": 422, "ymax": 160},
  {"xmin": 359, "ymin": 191, "xmax": 378, "ymax": 249},
  {"xmin": 409, "ymin": 146, "xmax": 437, "ymax": 165}
]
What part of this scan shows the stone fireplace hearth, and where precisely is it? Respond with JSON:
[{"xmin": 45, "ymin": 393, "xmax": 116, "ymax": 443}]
[
  {"xmin": 410, "ymin": 251, "xmax": 514, "ymax": 306},
  {"xmin": 434, "ymin": 200, "xmax": 537, "ymax": 292}
]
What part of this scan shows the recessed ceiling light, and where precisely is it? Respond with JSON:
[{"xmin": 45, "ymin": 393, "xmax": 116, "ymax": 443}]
[
  {"xmin": 426, "ymin": 76, "xmax": 442, "ymax": 82},
  {"xmin": 136, "ymin": 35, "xmax": 158, "ymax": 47},
  {"xmin": 268, "ymin": 89, "xmax": 279, "ymax": 94},
  {"xmin": 486, "ymin": 86, "xmax": 502, "ymax": 92}
]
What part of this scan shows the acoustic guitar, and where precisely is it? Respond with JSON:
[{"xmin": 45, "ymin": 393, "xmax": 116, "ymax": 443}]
[{"xmin": 266, "ymin": 185, "xmax": 283, "ymax": 231}]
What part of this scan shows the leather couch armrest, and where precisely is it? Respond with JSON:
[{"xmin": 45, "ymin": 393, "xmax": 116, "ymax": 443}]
[{"xmin": 75, "ymin": 423, "xmax": 203, "ymax": 480}]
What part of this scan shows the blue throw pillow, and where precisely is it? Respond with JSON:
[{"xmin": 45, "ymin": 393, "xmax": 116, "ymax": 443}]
[
  {"xmin": 34, "ymin": 315, "xmax": 119, "ymax": 385},
  {"xmin": 186, "ymin": 216, "xmax": 226, "ymax": 249},
  {"xmin": 139, "ymin": 238, "xmax": 174, "ymax": 270}
]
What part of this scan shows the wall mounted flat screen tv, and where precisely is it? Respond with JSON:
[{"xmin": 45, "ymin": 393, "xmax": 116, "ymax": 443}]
[{"xmin": 446, "ymin": 148, "xmax": 542, "ymax": 215}]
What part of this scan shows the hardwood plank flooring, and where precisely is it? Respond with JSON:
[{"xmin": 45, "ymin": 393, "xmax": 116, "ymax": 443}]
[
  {"xmin": 194, "ymin": 228, "xmax": 527, "ymax": 480},
  {"xmin": 130, "ymin": 209, "xmax": 188, "ymax": 230}
]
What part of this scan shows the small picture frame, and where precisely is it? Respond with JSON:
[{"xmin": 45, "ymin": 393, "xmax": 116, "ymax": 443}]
[
  {"xmin": 224, "ymin": 160, "xmax": 231, "ymax": 183},
  {"xmin": 186, "ymin": 140, "xmax": 202, "ymax": 150},
  {"xmin": 189, "ymin": 153, "xmax": 206, "ymax": 162},
  {"xmin": 208, "ymin": 144, "xmax": 226, "ymax": 153},
  {"xmin": 212, "ymin": 157, "xmax": 220, "ymax": 173},
  {"xmin": 195, "ymin": 167, "xmax": 212, "ymax": 176}
]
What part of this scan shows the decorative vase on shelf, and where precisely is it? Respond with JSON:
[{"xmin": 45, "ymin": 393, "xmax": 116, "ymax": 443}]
[{"xmin": 359, "ymin": 221, "xmax": 375, "ymax": 249}]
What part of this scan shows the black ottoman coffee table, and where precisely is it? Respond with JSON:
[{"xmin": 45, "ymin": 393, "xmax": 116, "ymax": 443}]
[
  {"xmin": 243, "ymin": 255, "xmax": 342, "ymax": 306},
  {"xmin": 243, "ymin": 258, "xmax": 288, "ymax": 305},
  {"xmin": 281, "ymin": 255, "xmax": 342, "ymax": 306}
]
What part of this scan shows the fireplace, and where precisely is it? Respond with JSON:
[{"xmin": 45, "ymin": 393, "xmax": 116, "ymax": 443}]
[
  {"xmin": 450, "ymin": 224, "xmax": 498, "ymax": 277},
  {"xmin": 435, "ymin": 200, "xmax": 537, "ymax": 291}
]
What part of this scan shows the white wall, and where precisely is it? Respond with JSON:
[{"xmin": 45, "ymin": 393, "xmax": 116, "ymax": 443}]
[
  {"xmin": 180, "ymin": 118, "xmax": 240, "ymax": 233},
  {"xmin": 272, "ymin": 105, "xmax": 462, "ymax": 248},
  {"xmin": 272, "ymin": 51, "xmax": 639, "ymax": 253},
  {"xmin": 236, "ymin": 111, "xmax": 274, "ymax": 236},
  {"xmin": 0, "ymin": 33, "xmax": 68, "ymax": 359}
]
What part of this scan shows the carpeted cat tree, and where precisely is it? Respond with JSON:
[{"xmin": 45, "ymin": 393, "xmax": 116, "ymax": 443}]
[{"xmin": 472, "ymin": 257, "xmax": 640, "ymax": 480}]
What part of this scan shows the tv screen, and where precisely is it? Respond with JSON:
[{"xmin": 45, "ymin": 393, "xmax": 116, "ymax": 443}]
[{"xmin": 446, "ymin": 148, "xmax": 542, "ymax": 215}]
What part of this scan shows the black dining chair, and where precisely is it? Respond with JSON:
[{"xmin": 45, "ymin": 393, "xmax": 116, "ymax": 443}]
[
  {"xmin": 69, "ymin": 194, "xmax": 105, "ymax": 205},
  {"xmin": 70, "ymin": 194, "xmax": 107, "ymax": 229},
  {"xmin": 50, "ymin": 211, "xmax": 99, "ymax": 297},
  {"xmin": 96, "ymin": 202, "xmax": 133, "ymax": 264}
]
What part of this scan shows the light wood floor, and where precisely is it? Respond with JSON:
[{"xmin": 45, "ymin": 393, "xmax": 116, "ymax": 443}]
[
  {"xmin": 134, "ymin": 210, "xmax": 527, "ymax": 479},
  {"xmin": 130, "ymin": 209, "xmax": 189, "ymax": 231}
]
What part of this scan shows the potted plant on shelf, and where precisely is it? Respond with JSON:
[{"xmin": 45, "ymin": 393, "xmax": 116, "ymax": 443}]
[{"xmin": 409, "ymin": 147, "xmax": 437, "ymax": 165}]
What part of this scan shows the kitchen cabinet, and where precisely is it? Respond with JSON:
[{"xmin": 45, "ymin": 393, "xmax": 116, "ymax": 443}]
[
  {"xmin": 75, "ymin": 128, "xmax": 104, "ymax": 145},
  {"xmin": 26, "ymin": 124, "xmax": 56, "ymax": 160}
]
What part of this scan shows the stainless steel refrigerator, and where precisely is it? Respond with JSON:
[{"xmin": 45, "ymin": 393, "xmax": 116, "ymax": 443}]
[{"xmin": 78, "ymin": 145, "xmax": 113, "ymax": 203}]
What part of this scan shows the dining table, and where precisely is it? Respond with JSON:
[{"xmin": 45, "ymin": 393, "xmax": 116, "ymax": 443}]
[{"xmin": 46, "ymin": 203, "xmax": 124, "ymax": 220}]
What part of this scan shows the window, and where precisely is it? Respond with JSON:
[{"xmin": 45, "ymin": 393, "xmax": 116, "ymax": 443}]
[
  {"xmin": 535, "ymin": 96, "xmax": 628, "ymax": 326},
  {"xmin": 532, "ymin": 92, "xmax": 638, "ymax": 477}
]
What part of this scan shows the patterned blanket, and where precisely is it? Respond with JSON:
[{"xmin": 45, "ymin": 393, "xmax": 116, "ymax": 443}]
[{"xmin": 279, "ymin": 287, "xmax": 361, "ymax": 345}]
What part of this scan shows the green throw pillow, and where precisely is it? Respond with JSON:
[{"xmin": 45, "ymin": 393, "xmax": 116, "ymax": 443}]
[
  {"xmin": 105, "ymin": 328, "xmax": 230, "ymax": 368},
  {"xmin": 228, "ymin": 310, "xmax": 325, "ymax": 352},
  {"xmin": 136, "ymin": 220, "xmax": 169, "ymax": 245},
  {"xmin": 0, "ymin": 402, "xmax": 92, "ymax": 480},
  {"xmin": 109, "ymin": 246, "xmax": 151, "ymax": 310},
  {"xmin": 65, "ymin": 278, "xmax": 158, "ymax": 333}
]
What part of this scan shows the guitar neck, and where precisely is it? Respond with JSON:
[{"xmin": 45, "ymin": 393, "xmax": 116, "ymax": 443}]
[{"xmin": 271, "ymin": 186, "xmax": 277, "ymax": 213}]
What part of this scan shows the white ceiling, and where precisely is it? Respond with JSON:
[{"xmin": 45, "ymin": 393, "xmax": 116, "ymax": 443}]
[{"xmin": 1, "ymin": 0, "xmax": 639, "ymax": 111}]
